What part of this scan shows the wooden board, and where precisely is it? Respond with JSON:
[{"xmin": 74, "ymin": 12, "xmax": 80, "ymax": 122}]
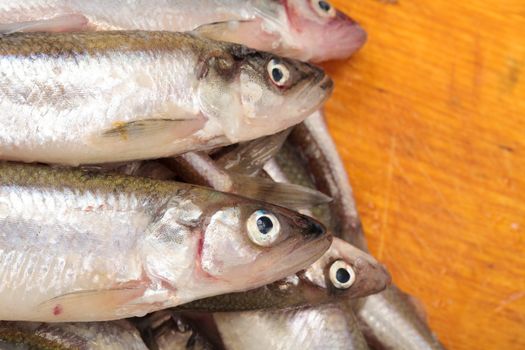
[{"xmin": 324, "ymin": 1, "xmax": 525, "ymax": 349}]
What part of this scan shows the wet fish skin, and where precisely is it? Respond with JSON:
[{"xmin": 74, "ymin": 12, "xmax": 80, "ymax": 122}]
[
  {"xmin": 355, "ymin": 286, "xmax": 445, "ymax": 350},
  {"xmin": 289, "ymin": 112, "xmax": 445, "ymax": 350},
  {"xmin": 0, "ymin": 320, "xmax": 147, "ymax": 350},
  {"xmin": 0, "ymin": 31, "xmax": 331, "ymax": 165},
  {"xmin": 0, "ymin": 0, "xmax": 366, "ymax": 62},
  {"xmin": 0, "ymin": 162, "xmax": 330, "ymax": 322},
  {"xmin": 214, "ymin": 303, "xmax": 369, "ymax": 350}
]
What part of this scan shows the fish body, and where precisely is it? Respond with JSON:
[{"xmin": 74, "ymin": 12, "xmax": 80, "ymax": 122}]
[
  {"xmin": 0, "ymin": 320, "xmax": 147, "ymax": 349},
  {"xmin": 0, "ymin": 31, "xmax": 331, "ymax": 165},
  {"xmin": 0, "ymin": 0, "xmax": 366, "ymax": 61},
  {"xmin": 0, "ymin": 162, "xmax": 329, "ymax": 322},
  {"xmin": 355, "ymin": 286, "xmax": 445, "ymax": 350},
  {"xmin": 215, "ymin": 303, "xmax": 369, "ymax": 350},
  {"xmin": 289, "ymin": 112, "xmax": 445, "ymax": 350}
]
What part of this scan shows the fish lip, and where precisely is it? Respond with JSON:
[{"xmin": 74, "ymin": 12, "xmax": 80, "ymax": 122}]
[
  {"xmin": 294, "ymin": 214, "xmax": 327, "ymax": 240},
  {"xmin": 319, "ymin": 75, "xmax": 334, "ymax": 92},
  {"xmin": 346, "ymin": 23, "xmax": 368, "ymax": 53}
]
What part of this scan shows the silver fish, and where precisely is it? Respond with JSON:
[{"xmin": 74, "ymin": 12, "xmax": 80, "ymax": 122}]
[
  {"xmin": 0, "ymin": 31, "xmax": 332, "ymax": 165},
  {"xmin": 0, "ymin": 162, "xmax": 330, "ymax": 322},
  {"xmin": 0, "ymin": 0, "xmax": 366, "ymax": 62},
  {"xmin": 0, "ymin": 320, "xmax": 147, "ymax": 349}
]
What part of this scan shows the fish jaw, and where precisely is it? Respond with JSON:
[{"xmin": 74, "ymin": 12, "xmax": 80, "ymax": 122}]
[{"xmin": 282, "ymin": 0, "xmax": 367, "ymax": 62}]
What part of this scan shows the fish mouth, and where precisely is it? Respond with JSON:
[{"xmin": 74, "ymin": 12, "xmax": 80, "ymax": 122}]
[
  {"xmin": 312, "ymin": 22, "xmax": 367, "ymax": 62},
  {"xmin": 294, "ymin": 214, "xmax": 327, "ymax": 240},
  {"xmin": 228, "ymin": 225, "xmax": 332, "ymax": 293},
  {"xmin": 348, "ymin": 258, "xmax": 391, "ymax": 298},
  {"xmin": 319, "ymin": 75, "xmax": 334, "ymax": 93}
]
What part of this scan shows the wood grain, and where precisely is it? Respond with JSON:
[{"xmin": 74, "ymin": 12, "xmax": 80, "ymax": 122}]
[{"xmin": 324, "ymin": 1, "xmax": 525, "ymax": 349}]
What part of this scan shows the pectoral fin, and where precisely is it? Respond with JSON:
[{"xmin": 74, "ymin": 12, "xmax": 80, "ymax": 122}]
[
  {"xmin": 216, "ymin": 129, "xmax": 291, "ymax": 176},
  {"xmin": 230, "ymin": 173, "xmax": 332, "ymax": 209},
  {"xmin": 86, "ymin": 117, "xmax": 206, "ymax": 159},
  {"xmin": 37, "ymin": 286, "xmax": 149, "ymax": 322},
  {"xmin": 0, "ymin": 14, "xmax": 89, "ymax": 34}
]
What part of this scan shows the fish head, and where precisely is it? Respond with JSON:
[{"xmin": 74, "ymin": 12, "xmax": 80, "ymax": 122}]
[
  {"xmin": 197, "ymin": 197, "xmax": 332, "ymax": 294},
  {"xmin": 282, "ymin": 0, "xmax": 367, "ymax": 61},
  {"xmin": 197, "ymin": 45, "xmax": 333, "ymax": 142},
  {"xmin": 302, "ymin": 237, "xmax": 391, "ymax": 300}
]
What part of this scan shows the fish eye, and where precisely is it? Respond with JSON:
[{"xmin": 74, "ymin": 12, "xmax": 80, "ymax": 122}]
[
  {"xmin": 267, "ymin": 59, "xmax": 290, "ymax": 87},
  {"xmin": 311, "ymin": 0, "xmax": 336, "ymax": 18},
  {"xmin": 329, "ymin": 260, "xmax": 356, "ymax": 289},
  {"xmin": 247, "ymin": 210, "xmax": 282, "ymax": 247}
]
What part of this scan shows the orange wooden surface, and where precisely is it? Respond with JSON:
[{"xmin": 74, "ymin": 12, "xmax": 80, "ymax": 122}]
[{"xmin": 324, "ymin": 1, "xmax": 525, "ymax": 349}]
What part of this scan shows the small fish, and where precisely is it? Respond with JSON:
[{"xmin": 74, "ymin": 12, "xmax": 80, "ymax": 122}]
[
  {"xmin": 0, "ymin": 31, "xmax": 332, "ymax": 165},
  {"xmin": 289, "ymin": 112, "xmax": 445, "ymax": 350},
  {"xmin": 0, "ymin": 162, "xmax": 330, "ymax": 322},
  {"xmin": 179, "ymin": 237, "xmax": 389, "ymax": 311},
  {"xmin": 214, "ymin": 302, "xmax": 369, "ymax": 350},
  {"xmin": 0, "ymin": 0, "xmax": 366, "ymax": 62},
  {"xmin": 0, "ymin": 320, "xmax": 148, "ymax": 349}
]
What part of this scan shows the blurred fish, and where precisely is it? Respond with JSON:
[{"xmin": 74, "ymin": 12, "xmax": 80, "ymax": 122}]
[
  {"xmin": 0, "ymin": 162, "xmax": 330, "ymax": 321},
  {"xmin": 0, "ymin": 31, "xmax": 332, "ymax": 165},
  {"xmin": 289, "ymin": 112, "xmax": 445, "ymax": 350},
  {"xmin": 0, "ymin": 320, "xmax": 147, "ymax": 349},
  {"xmin": 214, "ymin": 302, "xmax": 369, "ymax": 350},
  {"xmin": 0, "ymin": 0, "xmax": 366, "ymax": 61}
]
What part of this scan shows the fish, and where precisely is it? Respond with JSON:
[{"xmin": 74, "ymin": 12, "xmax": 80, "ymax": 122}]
[
  {"xmin": 0, "ymin": 320, "xmax": 148, "ymax": 349},
  {"xmin": 214, "ymin": 302, "xmax": 369, "ymax": 350},
  {"xmin": 178, "ymin": 237, "xmax": 390, "ymax": 311},
  {"xmin": 0, "ymin": 162, "xmax": 330, "ymax": 322},
  {"xmin": 0, "ymin": 31, "xmax": 332, "ymax": 165},
  {"xmin": 288, "ymin": 111, "xmax": 445, "ymax": 350},
  {"xmin": 0, "ymin": 0, "xmax": 366, "ymax": 62}
]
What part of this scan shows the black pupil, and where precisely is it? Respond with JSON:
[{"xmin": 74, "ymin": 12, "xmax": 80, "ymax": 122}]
[
  {"xmin": 336, "ymin": 268, "xmax": 351, "ymax": 284},
  {"xmin": 256, "ymin": 216, "xmax": 273, "ymax": 234},
  {"xmin": 318, "ymin": 0, "xmax": 331, "ymax": 12},
  {"xmin": 272, "ymin": 67, "xmax": 284, "ymax": 83}
]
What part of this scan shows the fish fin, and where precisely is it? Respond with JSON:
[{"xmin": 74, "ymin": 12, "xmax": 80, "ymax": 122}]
[
  {"xmin": 193, "ymin": 20, "xmax": 249, "ymax": 41},
  {"xmin": 86, "ymin": 117, "xmax": 205, "ymax": 158},
  {"xmin": 229, "ymin": 173, "xmax": 331, "ymax": 209},
  {"xmin": 0, "ymin": 14, "xmax": 90, "ymax": 34},
  {"xmin": 37, "ymin": 285, "xmax": 153, "ymax": 321},
  {"xmin": 216, "ymin": 129, "xmax": 291, "ymax": 176}
]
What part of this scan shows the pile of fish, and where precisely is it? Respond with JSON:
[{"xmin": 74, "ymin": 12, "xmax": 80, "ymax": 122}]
[{"xmin": 0, "ymin": 1, "xmax": 445, "ymax": 349}]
